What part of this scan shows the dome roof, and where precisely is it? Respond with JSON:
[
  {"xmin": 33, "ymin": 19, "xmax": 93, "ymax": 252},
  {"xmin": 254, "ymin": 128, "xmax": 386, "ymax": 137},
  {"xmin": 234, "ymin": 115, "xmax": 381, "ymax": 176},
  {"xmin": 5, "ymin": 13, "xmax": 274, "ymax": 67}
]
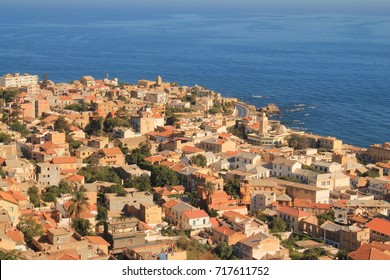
[{"xmin": 276, "ymin": 124, "xmax": 287, "ymax": 135}]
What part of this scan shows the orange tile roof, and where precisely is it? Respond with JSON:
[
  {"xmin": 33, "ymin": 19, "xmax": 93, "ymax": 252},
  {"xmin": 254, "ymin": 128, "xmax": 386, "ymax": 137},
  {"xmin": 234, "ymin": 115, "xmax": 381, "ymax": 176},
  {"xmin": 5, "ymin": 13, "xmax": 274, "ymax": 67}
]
[
  {"xmin": 183, "ymin": 209, "xmax": 208, "ymax": 219},
  {"xmin": 213, "ymin": 226, "xmax": 236, "ymax": 236},
  {"xmin": 52, "ymin": 156, "xmax": 78, "ymax": 164},
  {"xmin": 293, "ymin": 199, "xmax": 331, "ymax": 210},
  {"xmin": 209, "ymin": 217, "xmax": 220, "ymax": 227},
  {"xmin": 181, "ymin": 145, "xmax": 204, "ymax": 154},
  {"xmin": 144, "ymin": 155, "xmax": 164, "ymax": 163},
  {"xmin": 366, "ymin": 218, "xmax": 390, "ymax": 236},
  {"xmin": 163, "ymin": 200, "xmax": 180, "ymax": 209},
  {"xmin": 348, "ymin": 242, "xmax": 390, "ymax": 260},
  {"xmin": 6, "ymin": 229, "xmax": 24, "ymax": 242},
  {"xmin": 222, "ymin": 210, "xmax": 250, "ymax": 221},
  {"xmin": 84, "ymin": 236, "xmax": 110, "ymax": 246},
  {"xmin": 102, "ymin": 147, "xmax": 123, "ymax": 156},
  {"xmin": 0, "ymin": 191, "xmax": 18, "ymax": 205},
  {"xmin": 66, "ymin": 174, "xmax": 84, "ymax": 182},
  {"xmin": 6, "ymin": 191, "xmax": 27, "ymax": 202},
  {"xmin": 40, "ymin": 141, "xmax": 61, "ymax": 150},
  {"xmin": 277, "ymin": 206, "xmax": 311, "ymax": 218}
]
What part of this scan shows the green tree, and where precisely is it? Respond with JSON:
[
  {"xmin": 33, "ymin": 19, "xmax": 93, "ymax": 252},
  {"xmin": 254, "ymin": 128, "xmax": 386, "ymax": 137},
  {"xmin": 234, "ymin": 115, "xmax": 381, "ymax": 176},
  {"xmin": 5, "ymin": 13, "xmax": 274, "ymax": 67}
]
[
  {"xmin": 224, "ymin": 179, "xmax": 240, "ymax": 199},
  {"xmin": 9, "ymin": 122, "xmax": 30, "ymax": 137},
  {"xmin": 97, "ymin": 205, "xmax": 108, "ymax": 221},
  {"xmin": 103, "ymin": 117, "xmax": 131, "ymax": 133},
  {"xmin": 54, "ymin": 115, "xmax": 71, "ymax": 133},
  {"xmin": 106, "ymin": 184, "xmax": 125, "ymax": 195},
  {"xmin": 0, "ymin": 88, "xmax": 20, "ymax": 103},
  {"xmin": 335, "ymin": 250, "xmax": 349, "ymax": 260},
  {"xmin": 0, "ymin": 167, "xmax": 7, "ymax": 179},
  {"xmin": 0, "ymin": 250, "xmax": 24, "ymax": 260},
  {"xmin": 64, "ymin": 103, "xmax": 89, "ymax": 112},
  {"xmin": 124, "ymin": 176, "xmax": 152, "ymax": 192},
  {"xmin": 71, "ymin": 218, "xmax": 94, "ymax": 236},
  {"xmin": 270, "ymin": 217, "xmax": 287, "ymax": 233},
  {"xmin": 67, "ymin": 190, "xmax": 90, "ymax": 219},
  {"xmin": 213, "ymin": 242, "xmax": 236, "ymax": 260},
  {"xmin": 317, "ymin": 210, "xmax": 335, "ymax": 225},
  {"xmin": 77, "ymin": 166, "xmax": 121, "ymax": 184},
  {"xmin": 59, "ymin": 180, "xmax": 72, "ymax": 194},
  {"xmin": 0, "ymin": 132, "xmax": 12, "ymax": 144},
  {"xmin": 203, "ymin": 182, "xmax": 215, "ymax": 197},
  {"xmin": 27, "ymin": 186, "xmax": 40, "ymax": 207},
  {"xmin": 84, "ymin": 117, "xmax": 104, "ymax": 136},
  {"xmin": 287, "ymin": 135, "xmax": 310, "ymax": 150},
  {"xmin": 208, "ymin": 209, "xmax": 219, "ymax": 217},
  {"xmin": 17, "ymin": 216, "xmax": 44, "ymax": 244},
  {"xmin": 150, "ymin": 166, "xmax": 178, "ymax": 187},
  {"xmin": 190, "ymin": 154, "xmax": 207, "ymax": 168}
]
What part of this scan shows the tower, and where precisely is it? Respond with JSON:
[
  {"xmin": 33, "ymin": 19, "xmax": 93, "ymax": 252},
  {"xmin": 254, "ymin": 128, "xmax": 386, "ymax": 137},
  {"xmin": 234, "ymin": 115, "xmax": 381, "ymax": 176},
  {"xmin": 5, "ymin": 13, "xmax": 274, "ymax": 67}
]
[{"xmin": 259, "ymin": 112, "xmax": 269, "ymax": 136}]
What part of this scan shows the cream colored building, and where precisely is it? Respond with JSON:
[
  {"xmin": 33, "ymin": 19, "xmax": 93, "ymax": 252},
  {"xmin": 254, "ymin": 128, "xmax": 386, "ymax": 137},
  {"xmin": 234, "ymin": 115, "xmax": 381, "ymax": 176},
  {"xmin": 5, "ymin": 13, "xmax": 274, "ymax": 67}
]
[{"xmin": 0, "ymin": 73, "xmax": 38, "ymax": 87}]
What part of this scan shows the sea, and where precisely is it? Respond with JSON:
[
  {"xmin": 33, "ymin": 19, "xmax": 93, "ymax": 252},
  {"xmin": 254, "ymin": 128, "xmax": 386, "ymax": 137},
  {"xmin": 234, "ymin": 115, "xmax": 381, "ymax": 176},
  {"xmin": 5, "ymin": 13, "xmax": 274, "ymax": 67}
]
[{"xmin": 0, "ymin": 13, "xmax": 389, "ymax": 148}]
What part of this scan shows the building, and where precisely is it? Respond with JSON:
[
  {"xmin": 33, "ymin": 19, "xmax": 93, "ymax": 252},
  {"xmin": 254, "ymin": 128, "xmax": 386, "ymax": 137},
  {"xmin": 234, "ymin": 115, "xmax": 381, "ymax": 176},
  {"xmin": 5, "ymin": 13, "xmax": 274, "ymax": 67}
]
[
  {"xmin": 365, "ymin": 218, "xmax": 390, "ymax": 242},
  {"xmin": 97, "ymin": 147, "xmax": 125, "ymax": 166},
  {"xmin": 139, "ymin": 202, "xmax": 162, "ymax": 225},
  {"xmin": 181, "ymin": 209, "xmax": 211, "ymax": 230},
  {"xmin": 36, "ymin": 163, "xmax": 60, "ymax": 186},
  {"xmin": 348, "ymin": 242, "xmax": 390, "ymax": 260},
  {"xmin": 0, "ymin": 73, "xmax": 38, "ymax": 87},
  {"xmin": 199, "ymin": 138, "xmax": 237, "ymax": 154},
  {"xmin": 234, "ymin": 232, "xmax": 289, "ymax": 260},
  {"xmin": 104, "ymin": 218, "xmax": 145, "ymax": 254},
  {"xmin": 104, "ymin": 190, "xmax": 154, "ymax": 214},
  {"xmin": 211, "ymin": 226, "xmax": 246, "ymax": 246},
  {"xmin": 283, "ymin": 181, "xmax": 330, "ymax": 204},
  {"xmin": 80, "ymin": 76, "xmax": 96, "ymax": 87},
  {"xmin": 369, "ymin": 143, "xmax": 390, "ymax": 162},
  {"xmin": 271, "ymin": 158, "xmax": 302, "ymax": 177},
  {"xmin": 277, "ymin": 206, "xmax": 311, "ymax": 232},
  {"xmin": 0, "ymin": 191, "xmax": 22, "ymax": 224},
  {"xmin": 299, "ymin": 216, "xmax": 370, "ymax": 251}
]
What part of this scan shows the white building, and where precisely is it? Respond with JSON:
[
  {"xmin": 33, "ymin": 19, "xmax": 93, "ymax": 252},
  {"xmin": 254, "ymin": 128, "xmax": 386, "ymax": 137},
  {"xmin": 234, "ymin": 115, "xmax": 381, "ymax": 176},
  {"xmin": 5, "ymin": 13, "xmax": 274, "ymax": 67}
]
[{"xmin": 0, "ymin": 73, "xmax": 39, "ymax": 87}]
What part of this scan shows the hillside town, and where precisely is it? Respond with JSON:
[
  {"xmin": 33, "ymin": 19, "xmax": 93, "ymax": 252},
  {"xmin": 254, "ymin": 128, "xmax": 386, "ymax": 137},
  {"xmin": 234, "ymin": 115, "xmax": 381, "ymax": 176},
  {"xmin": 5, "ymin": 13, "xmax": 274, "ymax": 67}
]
[{"xmin": 0, "ymin": 72, "xmax": 390, "ymax": 260}]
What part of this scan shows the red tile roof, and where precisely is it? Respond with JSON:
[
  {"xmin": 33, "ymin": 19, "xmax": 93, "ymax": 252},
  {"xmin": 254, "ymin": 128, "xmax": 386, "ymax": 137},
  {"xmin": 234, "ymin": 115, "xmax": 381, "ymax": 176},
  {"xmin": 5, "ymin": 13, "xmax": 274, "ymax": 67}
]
[
  {"xmin": 366, "ymin": 218, "xmax": 390, "ymax": 236},
  {"xmin": 52, "ymin": 156, "xmax": 78, "ymax": 164},
  {"xmin": 183, "ymin": 209, "xmax": 208, "ymax": 219},
  {"xmin": 163, "ymin": 199, "xmax": 180, "ymax": 209},
  {"xmin": 0, "ymin": 191, "xmax": 18, "ymax": 205},
  {"xmin": 277, "ymin": 206, "xmax": 311, "ymax": 218},
  {"xmin": 66, "ymin": 174, "xmax": 84, "ymax": 182},
  {"xmin": 209, "ymin": 217, "xmax": 220, "ymax": 227},
  {"xmin": 84, "ymin": 236, "xmax": 110, "ymax": 246},
  {"xmin": 213, "ymin": 226, "xmax": 236, "ymax": 236},
  {"xmin": 349, "ymin": 242, "xmax": 390, "ymax": 260},
  {"xmin": 102, "ymin": 147, "xmax": 123, "ymax": 156}
]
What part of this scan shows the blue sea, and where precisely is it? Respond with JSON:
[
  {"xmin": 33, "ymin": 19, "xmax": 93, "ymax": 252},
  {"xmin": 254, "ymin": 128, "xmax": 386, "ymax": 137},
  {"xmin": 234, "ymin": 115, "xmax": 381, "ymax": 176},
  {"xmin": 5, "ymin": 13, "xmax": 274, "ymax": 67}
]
[{"xmin": 0, "ymin": 13, "xmax": 389, "ymax": 147}]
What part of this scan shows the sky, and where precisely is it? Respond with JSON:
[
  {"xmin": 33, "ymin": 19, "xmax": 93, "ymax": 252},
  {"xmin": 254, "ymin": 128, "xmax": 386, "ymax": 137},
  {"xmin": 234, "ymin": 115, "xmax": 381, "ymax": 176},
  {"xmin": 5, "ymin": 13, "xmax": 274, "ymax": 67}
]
[{"xmin": 1, "ymin": 0, "xmax": 390, "ymax": 19}]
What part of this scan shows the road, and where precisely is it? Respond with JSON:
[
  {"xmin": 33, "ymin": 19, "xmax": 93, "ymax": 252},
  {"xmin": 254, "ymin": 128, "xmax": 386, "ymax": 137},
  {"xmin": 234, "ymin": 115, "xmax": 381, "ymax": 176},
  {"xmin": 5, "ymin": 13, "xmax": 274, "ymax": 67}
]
[{"xmin": 235, "ymin": 103, "xmax": 250, "ymax": 119}]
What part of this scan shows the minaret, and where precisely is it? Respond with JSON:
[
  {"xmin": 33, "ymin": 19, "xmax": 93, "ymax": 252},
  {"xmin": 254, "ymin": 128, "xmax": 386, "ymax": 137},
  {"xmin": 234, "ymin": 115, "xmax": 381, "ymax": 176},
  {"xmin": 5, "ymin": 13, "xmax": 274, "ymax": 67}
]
[
  {"xmin": 259, "ymin": 111, "xmax": 269, "ymax": 136},
  {"xmin": 156, "ymin": 75, "xmax": 162, "ymax": 86}
]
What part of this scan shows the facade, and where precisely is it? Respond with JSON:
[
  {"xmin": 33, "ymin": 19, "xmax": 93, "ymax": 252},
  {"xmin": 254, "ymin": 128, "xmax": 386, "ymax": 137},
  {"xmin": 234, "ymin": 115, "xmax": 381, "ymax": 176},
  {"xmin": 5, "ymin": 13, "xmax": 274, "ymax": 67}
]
[
  {"xmin": 0, "ymin": 73, "xmax": 38, "ymax": 87},
  {"xmin": 36, "ymin": 163, "xmax": 60, "ymax": 186},
  {"xmin": 104, "ymin": 218, "xmax": 146, "ymax": 254},
  {"xmin": 365, "ymin": 218, "xmax": 390, "ymax": 242},
  {"xmin": 139, "ymin": 203, "xmax": 162, "ymax": 225},
  {"xmin": 277, "ymin": 206, "xmax": 311, "ymax": 232},
  {"xmin": 234, "ymin": 233, "xmax": 289, "ymax": 260},
  {"xmin": 369, "ymin": 143, "xmax": 390, "ymax": 162}
]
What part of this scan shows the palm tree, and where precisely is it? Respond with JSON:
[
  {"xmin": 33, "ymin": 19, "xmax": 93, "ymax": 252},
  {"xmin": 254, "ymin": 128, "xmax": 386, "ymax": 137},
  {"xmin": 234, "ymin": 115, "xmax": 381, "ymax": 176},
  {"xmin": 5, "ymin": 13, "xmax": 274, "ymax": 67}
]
[
  {"xmin": 67, "ymin": 190, "xmax": 90, "ymax": 219},
  {"xmin": 203, "ymin": 182, "xmax": 215, "ymax": 199}
]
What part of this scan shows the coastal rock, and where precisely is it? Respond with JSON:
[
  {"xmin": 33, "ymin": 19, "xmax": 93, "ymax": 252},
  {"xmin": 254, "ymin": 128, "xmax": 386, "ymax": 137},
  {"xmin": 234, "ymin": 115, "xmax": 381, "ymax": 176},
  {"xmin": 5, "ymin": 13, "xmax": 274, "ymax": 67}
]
[{"xmin": 260, "ymin": 103, "xmax": 280, "ymax": 114}]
